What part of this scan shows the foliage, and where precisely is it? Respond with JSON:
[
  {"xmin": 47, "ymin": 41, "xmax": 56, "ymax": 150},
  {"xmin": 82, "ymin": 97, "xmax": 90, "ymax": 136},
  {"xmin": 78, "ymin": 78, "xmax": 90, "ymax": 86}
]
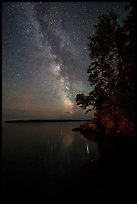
[
  {"xmin": 76, "ymin": 3, "xmax": 135, "ymax": 137},
  {"xmin": 117, "ymin": 3, "xmax": 135, "ymax": 120},
  {"xmin": 76, "ymin": 11, "xmax": 121, "ymax": 112}
]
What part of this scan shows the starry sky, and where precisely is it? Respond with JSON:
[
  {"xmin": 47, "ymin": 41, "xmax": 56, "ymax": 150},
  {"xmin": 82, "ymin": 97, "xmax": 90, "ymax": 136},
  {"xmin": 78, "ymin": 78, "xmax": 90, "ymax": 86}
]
[{"xmin": 2, "ymin": 2, "xmax": 127, "ymax": 120}]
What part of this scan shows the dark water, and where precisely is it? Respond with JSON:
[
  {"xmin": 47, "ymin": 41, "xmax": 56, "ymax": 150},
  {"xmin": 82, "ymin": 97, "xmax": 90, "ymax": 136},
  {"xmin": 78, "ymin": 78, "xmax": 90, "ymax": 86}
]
[{"xmin": 2, "ymin": 122, "xmax": 101, "ymax": 201}]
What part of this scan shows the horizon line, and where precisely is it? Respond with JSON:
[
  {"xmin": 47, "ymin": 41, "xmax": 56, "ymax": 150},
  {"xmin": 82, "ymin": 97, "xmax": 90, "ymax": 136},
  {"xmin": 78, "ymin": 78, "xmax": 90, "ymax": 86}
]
[{"xmin": 4, "ymin": 119, "xmax": 92, "ymax": 123}]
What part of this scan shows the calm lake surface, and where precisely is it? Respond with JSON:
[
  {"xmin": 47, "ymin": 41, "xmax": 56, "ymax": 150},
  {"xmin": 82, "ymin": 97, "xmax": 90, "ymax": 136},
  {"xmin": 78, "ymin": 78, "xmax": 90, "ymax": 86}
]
[{"xmin": 2, "ymin": 122, "xmax": 101, "ymax": 201}]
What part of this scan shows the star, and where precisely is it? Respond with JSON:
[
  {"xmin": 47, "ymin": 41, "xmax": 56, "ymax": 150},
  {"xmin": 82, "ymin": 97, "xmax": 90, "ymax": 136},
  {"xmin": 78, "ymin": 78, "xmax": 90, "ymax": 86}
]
[
  {"xmin": 2, "ymin": 2, "xmax": 127, "ymax": 120},
  {"xmin": 26, "ymin": 29, "xmax": 30, "ymax": 33}
]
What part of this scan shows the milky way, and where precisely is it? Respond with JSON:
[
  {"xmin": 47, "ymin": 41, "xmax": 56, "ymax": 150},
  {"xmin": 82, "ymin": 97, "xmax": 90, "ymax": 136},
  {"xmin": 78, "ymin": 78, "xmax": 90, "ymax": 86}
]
[{"xmin": 2, "ymin": 2, "xmax": 127, "ymax": 120}]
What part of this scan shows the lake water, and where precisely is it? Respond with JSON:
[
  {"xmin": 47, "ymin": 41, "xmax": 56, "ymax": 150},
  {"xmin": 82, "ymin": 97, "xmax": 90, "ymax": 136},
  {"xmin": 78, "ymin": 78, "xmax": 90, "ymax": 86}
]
[{"xmin": 2, "ymin": 122, "xmax": 101, "ymax": 201}]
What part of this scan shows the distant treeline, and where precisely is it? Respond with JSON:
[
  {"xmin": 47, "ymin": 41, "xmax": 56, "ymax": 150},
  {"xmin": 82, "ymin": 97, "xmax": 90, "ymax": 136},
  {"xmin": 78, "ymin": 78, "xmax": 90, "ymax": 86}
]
[{"xmin": 4, "ymin": 119, "xmax": 91, "ymax": 123}]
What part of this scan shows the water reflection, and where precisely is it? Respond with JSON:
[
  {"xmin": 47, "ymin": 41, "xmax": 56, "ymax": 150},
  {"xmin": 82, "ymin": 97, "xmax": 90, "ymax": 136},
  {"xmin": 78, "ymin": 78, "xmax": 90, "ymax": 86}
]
[
  {"xmin": 2, "ymin": 122, "xmax": 100, "ymax": 201},
  {"xmin": 86, "ymin": 145, "xmax": 89, "ymax": 154},
  {"xmin": 62, "ymin": 131, "xmax": 74, "ymax": 150}
]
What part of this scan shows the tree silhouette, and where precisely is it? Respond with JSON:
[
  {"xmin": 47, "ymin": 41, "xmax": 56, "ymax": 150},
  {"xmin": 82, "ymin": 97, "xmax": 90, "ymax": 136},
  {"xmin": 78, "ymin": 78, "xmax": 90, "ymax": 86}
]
[
  {"xmin": 76, "ymin": 4, "xmax": 135, "ymax": 137},
  {"xmin": 76, "ymin": 11, "xmax": 122, "ymax": 113},
  {"xmin": 117, "ymin": 3, "xmax": 135, "ymax": 120}
]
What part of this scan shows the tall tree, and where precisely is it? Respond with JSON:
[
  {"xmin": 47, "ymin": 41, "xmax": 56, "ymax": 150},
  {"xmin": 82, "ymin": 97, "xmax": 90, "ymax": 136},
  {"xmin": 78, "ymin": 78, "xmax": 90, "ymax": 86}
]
[
  {"xmin": 76, "ymin": 11, "xmax": 122, "ymax": 115},
  {"xmin": 76, "ymin": 4, "xmax": 135, "ymax": 125},
  {"xmin": 117, "ymin": 3, "xmax": 135, "ymax": 120}
]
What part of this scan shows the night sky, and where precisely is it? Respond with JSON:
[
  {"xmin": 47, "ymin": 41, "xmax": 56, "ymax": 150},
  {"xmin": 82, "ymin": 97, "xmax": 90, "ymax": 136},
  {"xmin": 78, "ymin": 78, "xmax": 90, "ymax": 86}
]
[{"xmin": 2, "ymin": 2, "xmax": 127, "ymax": 120}]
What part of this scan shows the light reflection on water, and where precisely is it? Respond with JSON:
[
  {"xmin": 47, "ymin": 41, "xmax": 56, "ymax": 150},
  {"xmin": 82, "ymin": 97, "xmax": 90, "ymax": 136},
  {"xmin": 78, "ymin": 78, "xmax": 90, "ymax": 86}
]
[{"xmin": 2, "ymin": 122, "xmax": 100, "ymax": 200}]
